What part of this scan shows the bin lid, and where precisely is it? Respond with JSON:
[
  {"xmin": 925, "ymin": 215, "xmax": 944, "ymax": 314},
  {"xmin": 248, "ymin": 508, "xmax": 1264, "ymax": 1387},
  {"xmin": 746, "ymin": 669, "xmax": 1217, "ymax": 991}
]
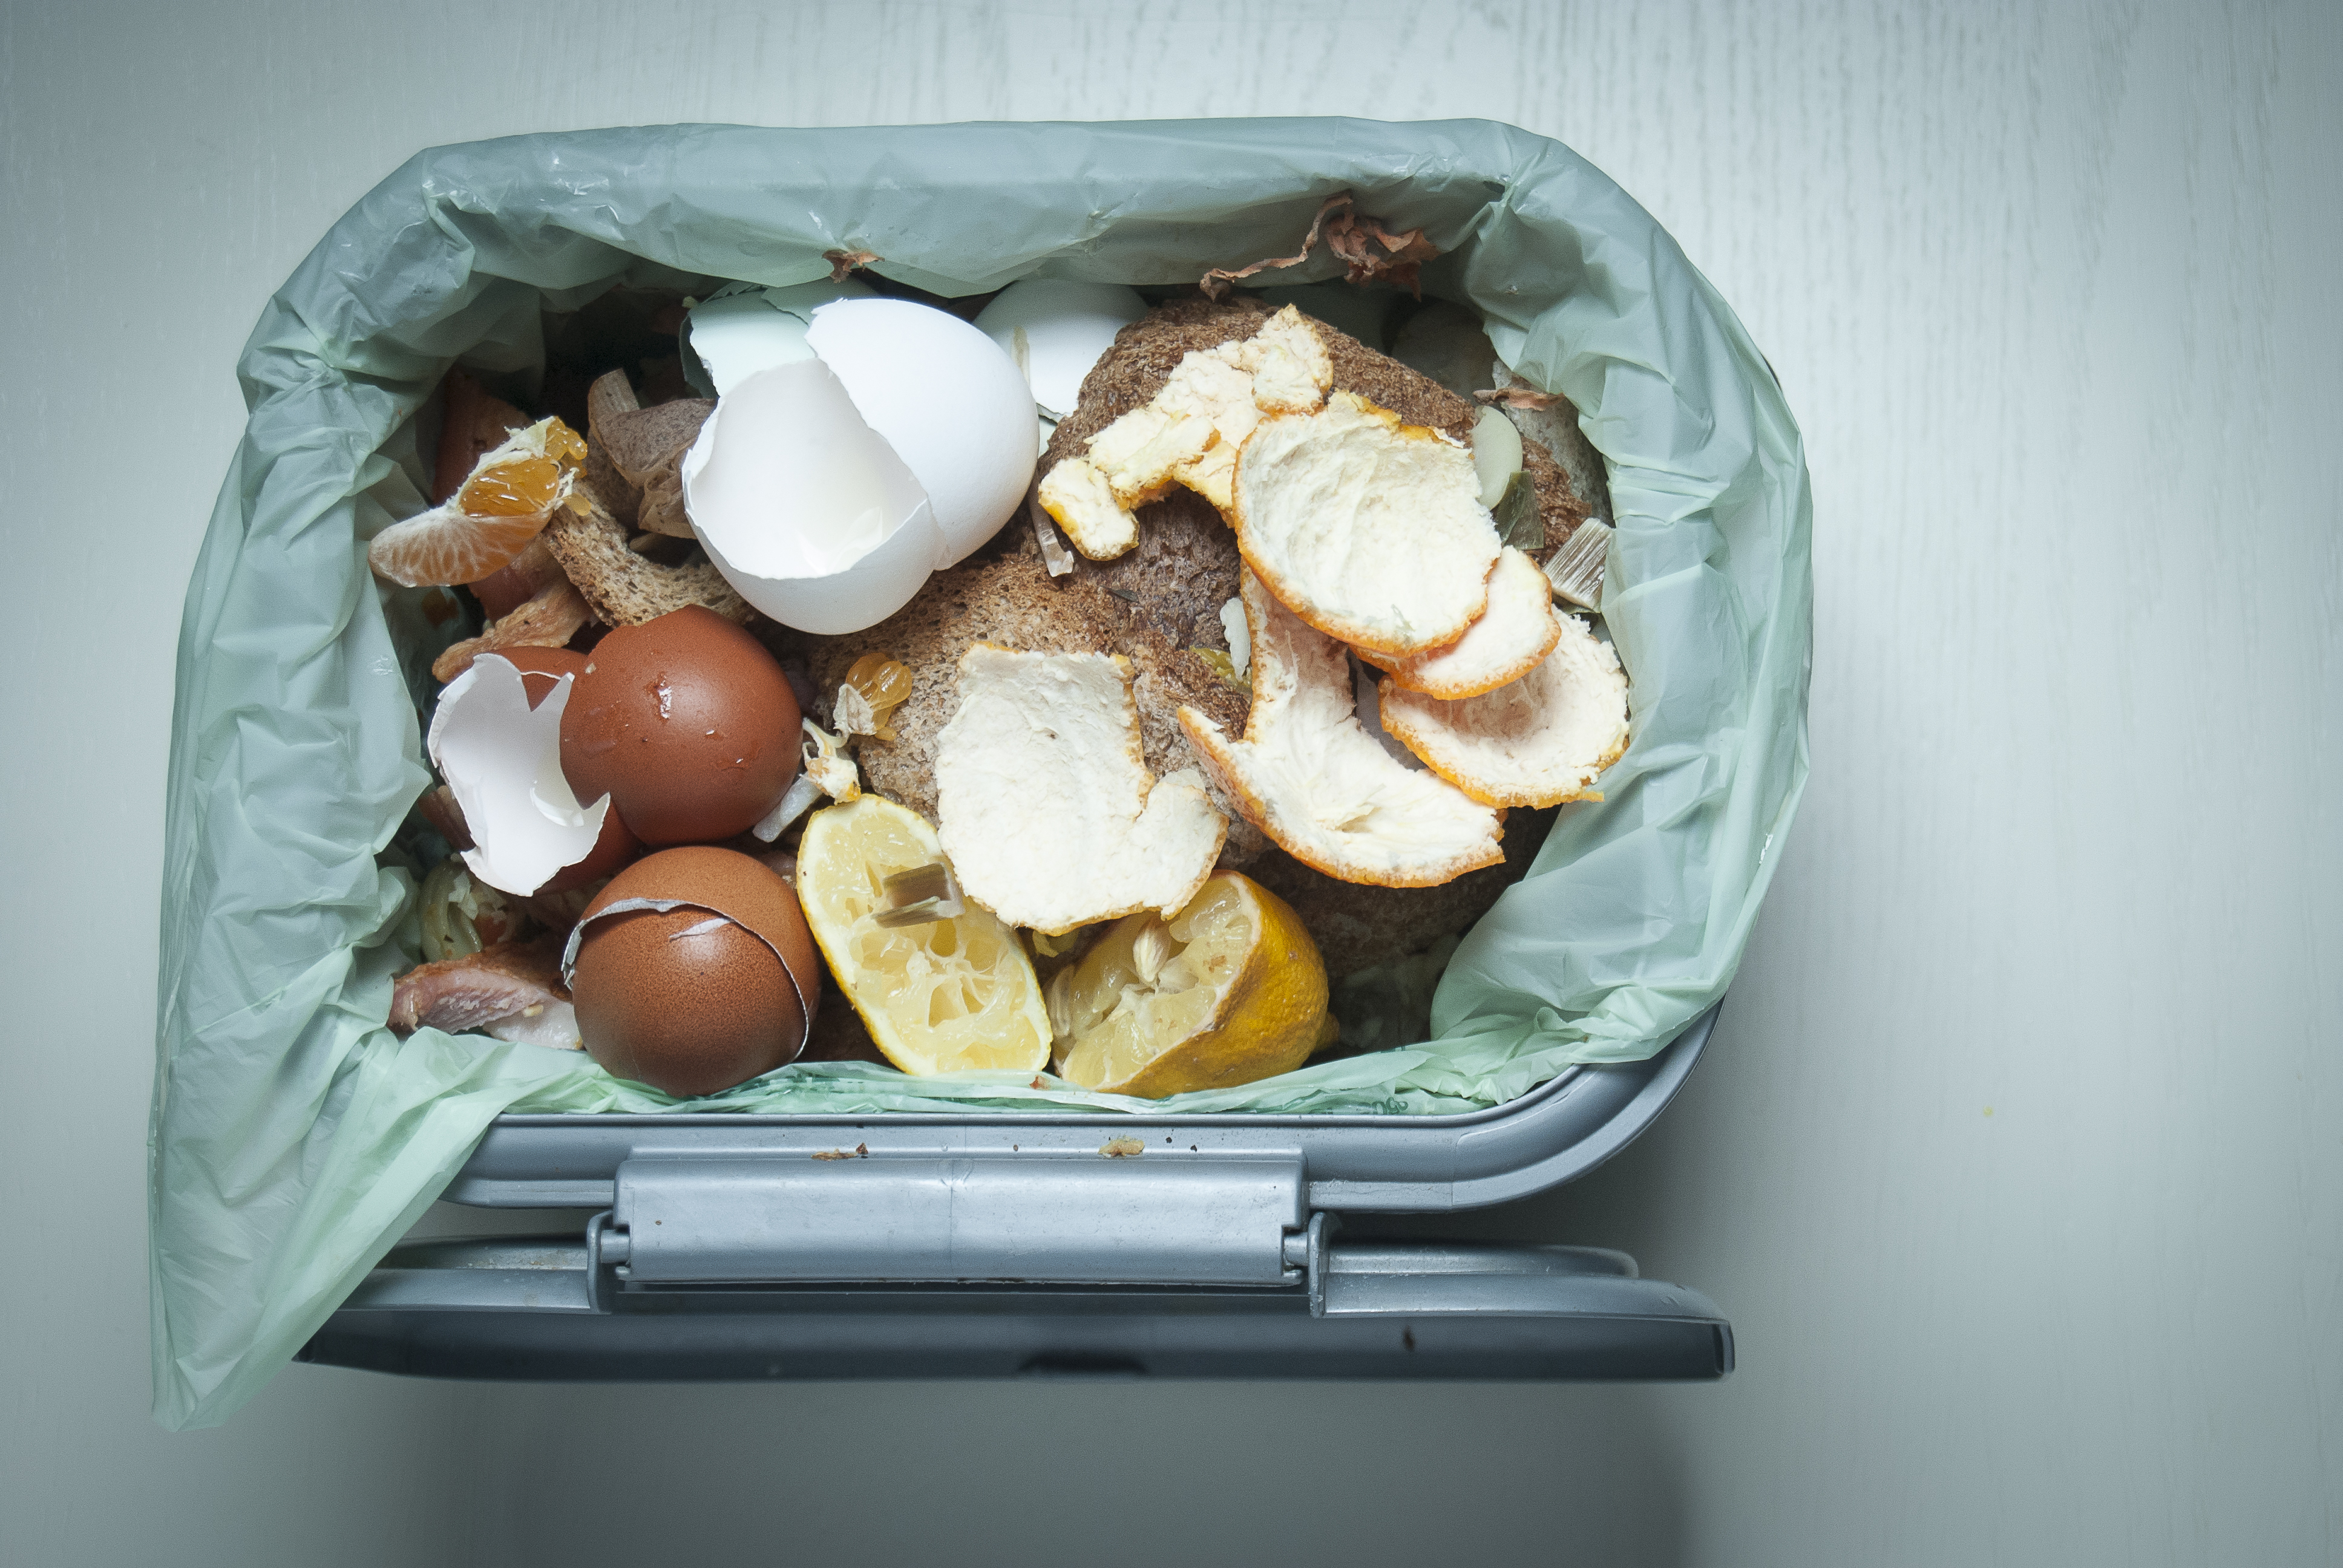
[{"xmin": 303, "ymin": 1232, "xmax": 1732, "ymax": 1382}]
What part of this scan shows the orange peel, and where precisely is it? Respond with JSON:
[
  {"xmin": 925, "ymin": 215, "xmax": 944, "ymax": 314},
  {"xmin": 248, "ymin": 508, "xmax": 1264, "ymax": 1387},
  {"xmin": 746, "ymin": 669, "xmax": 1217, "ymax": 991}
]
[
  {"xmin": 1358, "ymin": 547, "xmax": 1562, "ymax": 701},
  {"xmin": 935, "ymin": 645, "xmax": 1227, "ymax": 935},
  {"xmin": 1378, "ymin": 615, "xmax": 1630, "ymax": 809},
  {"xmin": 1036, "ymin": 306, "xmax": 1332, "ymax": 558},
  {"xmin": 1228, "ymin": 392, "xmax": 1499, "ymax": 659},
  {"xmin": 1178, "ymin": 569, "xmax": 1502, "ymax": 889}
]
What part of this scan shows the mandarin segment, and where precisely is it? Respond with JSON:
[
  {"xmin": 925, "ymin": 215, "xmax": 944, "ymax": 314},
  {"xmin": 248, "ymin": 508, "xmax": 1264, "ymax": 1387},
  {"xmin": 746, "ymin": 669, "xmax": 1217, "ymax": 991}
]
[
  {"xmin": 844, "ymin": 652, "xmax": 915, "ymax": 711},
  {"xmin": 457, "ymin": 454, "xmax": 565, "ymax": 517},
  {"xmin": 372, "ymin": 514, "xmax": 550, "ymax": 592},
  {"xmin": 842, "ymin": 652, "xmax": 916, "ymax": 735},
  {"xmin": 368, "ymin": 416, "xmax": 587, "ymax": 588}
]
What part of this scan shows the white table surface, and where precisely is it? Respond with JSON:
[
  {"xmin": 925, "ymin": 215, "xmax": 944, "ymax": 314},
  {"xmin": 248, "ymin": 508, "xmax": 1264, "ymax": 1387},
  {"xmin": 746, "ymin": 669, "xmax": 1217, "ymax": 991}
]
[{"xmin": 4, "ymin": 2, "xmax": 2337, "ymax": 1564}]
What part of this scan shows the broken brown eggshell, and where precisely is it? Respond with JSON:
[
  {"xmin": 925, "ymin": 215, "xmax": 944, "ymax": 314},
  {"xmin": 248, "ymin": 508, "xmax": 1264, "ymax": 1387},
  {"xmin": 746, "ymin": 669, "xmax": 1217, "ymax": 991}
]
[
  {"xmin": 559, "ymin": 606, "xmax": 803, "ymax": 846},
  {"xmin": 563, "ymin": 846, "xmax": 822, "ymax": 1097}
]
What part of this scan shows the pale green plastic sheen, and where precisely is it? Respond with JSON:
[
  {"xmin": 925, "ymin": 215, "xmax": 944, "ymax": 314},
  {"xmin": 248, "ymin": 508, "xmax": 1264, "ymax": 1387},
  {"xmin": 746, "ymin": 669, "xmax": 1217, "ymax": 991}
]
[{"xmin": 152, "ymin": 120, "xmax": 1810, "ymax": 1429}]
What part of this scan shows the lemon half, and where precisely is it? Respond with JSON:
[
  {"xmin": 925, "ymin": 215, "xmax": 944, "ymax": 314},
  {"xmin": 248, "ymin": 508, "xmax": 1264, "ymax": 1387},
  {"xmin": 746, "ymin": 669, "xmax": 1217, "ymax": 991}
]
[
  {"xmin": 796, "ymin": 795, "xmax": 1050, "ymax": 1076},
  {"xmin": 1052, "ymin": 872, "xmax": 1329, "ymax": 1099}
]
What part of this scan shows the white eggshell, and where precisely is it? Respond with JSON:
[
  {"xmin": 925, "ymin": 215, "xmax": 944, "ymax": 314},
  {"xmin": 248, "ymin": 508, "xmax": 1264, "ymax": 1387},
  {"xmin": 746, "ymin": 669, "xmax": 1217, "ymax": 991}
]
[
  {"xmin": 683, "ymin": 279, "xmax": 877, "ymax": 397},
  {"xmin": 427, "ymin": 658, "xmax": 612, "ymax": 897},
  {"xmin": 805, "ymin": 298, "xmax": 1038, "ymax": 564},
  {"xmin": 680, "ymin": 359, "xmax": 947, "ymax": 635},
  {"xmin": 972, "ymin": 279, "xmax": 1147, "ymax": 420}
]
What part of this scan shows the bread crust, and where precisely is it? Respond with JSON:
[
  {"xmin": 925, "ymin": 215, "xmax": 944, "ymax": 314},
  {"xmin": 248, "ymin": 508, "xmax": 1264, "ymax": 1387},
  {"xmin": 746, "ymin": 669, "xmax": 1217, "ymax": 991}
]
[{"xmin": 540, "ymin": 472, "xmax": 750, "ymax": 628}]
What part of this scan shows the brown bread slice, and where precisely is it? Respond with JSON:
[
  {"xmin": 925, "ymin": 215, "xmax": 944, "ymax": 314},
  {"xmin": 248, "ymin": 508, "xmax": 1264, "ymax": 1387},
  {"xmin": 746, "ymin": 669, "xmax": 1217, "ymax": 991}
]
[
  {"xmin": 1044, "ymin": 296, "xmax": 1592, "ymax": 553},
  {"xmin": 582, "ymin": 370, "xmax": 644, "ymax": 529},
  {"xmin": 595, "ymin": 396, "xmax": 712, "ymax": 540},
  {"xmin": 1247, "ymin": 808, "xmax": 1556, "ymax": 981},
  {"xmin": 597, "ymin": 397, "xmax": 716, "ymax": 486},
  {"xmin": 800, "ymin": 507, "xmax": 1270, "ymax": 864}
]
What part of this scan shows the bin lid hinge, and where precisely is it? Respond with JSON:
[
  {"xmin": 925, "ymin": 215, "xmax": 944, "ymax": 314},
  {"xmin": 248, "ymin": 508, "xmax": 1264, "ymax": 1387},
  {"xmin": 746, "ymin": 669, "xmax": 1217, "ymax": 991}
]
[
  {"xmin": 583, "ymin": 1152, "xmax": 1312, "ymax": 1302},
  {"xmin": 1282, "ymin": 1210, "xmax": 1341, "ymax": 1316}
]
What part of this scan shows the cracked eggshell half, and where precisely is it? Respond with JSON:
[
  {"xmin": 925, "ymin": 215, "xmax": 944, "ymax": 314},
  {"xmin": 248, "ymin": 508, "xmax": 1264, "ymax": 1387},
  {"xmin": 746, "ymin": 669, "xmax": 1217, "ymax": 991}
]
[
  {"xmin": 496, "ymin": 646, "xmax": 641, "ymax": 890},
  {"xmin": 680, "ymin": 279, "xmax": 877, "ymax": 397},
  {"xmin": 973, "ymin": 279, "xmax": 1148, "ymax": 423},
  {"xmin": 563, "ymin": 846, "xmax": 821, "ymax": 1097},
  {"xmin": 426, "ymin": 654, "xmax": 613, "ymax": 898},
  {"xmin": 805, "ymin": 298, "xmax": 1038, "ymax": 562},
  {"xmin": 680, "ymin": 358, "xmax": 948, "ymax": 634}
]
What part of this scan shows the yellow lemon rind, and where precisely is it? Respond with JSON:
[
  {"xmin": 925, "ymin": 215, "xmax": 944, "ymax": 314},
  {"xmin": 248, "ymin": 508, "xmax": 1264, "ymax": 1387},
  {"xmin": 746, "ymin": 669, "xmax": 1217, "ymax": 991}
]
[{"xmin": 796, "ymin": 797, "xmax": 1053, "ymax": 1077}]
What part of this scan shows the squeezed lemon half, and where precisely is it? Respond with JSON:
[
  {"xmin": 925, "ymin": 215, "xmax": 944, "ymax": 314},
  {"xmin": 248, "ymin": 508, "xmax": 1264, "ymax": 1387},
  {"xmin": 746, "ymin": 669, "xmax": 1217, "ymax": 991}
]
[
  {"xmin": 796, "ymin": 795, "xmax": 1050, "ymax": 1076},
  {"xmin": 1051, "ymin": 871, "xmax": 1330, "ymax": 1099}
]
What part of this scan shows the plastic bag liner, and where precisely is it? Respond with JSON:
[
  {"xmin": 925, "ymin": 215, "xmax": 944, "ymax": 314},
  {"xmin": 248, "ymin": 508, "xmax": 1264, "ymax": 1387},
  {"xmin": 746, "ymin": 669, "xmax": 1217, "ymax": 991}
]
[{"xmin": 152, "ymin": 119, "xmax": 1810, "ymax": 1428}]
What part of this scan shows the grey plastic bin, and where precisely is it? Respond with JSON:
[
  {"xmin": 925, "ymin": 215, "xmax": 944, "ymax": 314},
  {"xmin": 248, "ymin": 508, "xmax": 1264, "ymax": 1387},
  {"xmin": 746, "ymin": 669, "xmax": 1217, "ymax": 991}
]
[
  {"xmin": 237, "ymin": 119, "xmax": 1792, "ymax": 1389},
  {"xmin": 301, "ymin": 1006, "xmax": 1729, "ymax": 1380}
]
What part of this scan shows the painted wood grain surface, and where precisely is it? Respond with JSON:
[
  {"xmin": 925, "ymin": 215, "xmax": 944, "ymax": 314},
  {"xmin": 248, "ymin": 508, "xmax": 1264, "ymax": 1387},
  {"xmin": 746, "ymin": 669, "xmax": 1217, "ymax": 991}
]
[{"xmin": 2, "ymin": 2, "xmax": 2336, "ymax": 1564}]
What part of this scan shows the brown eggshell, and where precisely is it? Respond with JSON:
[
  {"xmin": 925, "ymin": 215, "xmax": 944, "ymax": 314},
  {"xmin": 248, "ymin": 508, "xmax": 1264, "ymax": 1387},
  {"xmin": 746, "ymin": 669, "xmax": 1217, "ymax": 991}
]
[
  {"xmin": 561, "ymin": 606, "xmax": 802, "ymax": 845},
  {"xmin": 569, "ymin": 847, "xmax": 821, "ymax": 1096},
  {"xmin": 572, "ymin": 909, "xmax": 795, "ymax": 1096},
  {"xmin": 496, "ymin": 647, "xmax": 642, "ymax": 892},
  {"xmin": 501, "ymin": 645, "xmax": 591, "ymax": 708}
]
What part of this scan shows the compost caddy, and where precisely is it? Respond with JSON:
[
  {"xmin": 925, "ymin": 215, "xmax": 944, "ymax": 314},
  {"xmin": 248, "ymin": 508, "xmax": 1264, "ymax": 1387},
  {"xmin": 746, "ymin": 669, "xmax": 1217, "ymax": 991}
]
[{"xmin": 154, "ymin": 119, "xmax": 1811, "ymax": 1429}]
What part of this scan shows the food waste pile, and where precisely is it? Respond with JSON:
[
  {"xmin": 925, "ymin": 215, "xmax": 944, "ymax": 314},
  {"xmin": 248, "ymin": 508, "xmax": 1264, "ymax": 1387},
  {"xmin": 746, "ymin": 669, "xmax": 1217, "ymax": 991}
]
[{"xmin": 380, "ymin": 264, "xmax": 1630, "ymax": 1103}]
